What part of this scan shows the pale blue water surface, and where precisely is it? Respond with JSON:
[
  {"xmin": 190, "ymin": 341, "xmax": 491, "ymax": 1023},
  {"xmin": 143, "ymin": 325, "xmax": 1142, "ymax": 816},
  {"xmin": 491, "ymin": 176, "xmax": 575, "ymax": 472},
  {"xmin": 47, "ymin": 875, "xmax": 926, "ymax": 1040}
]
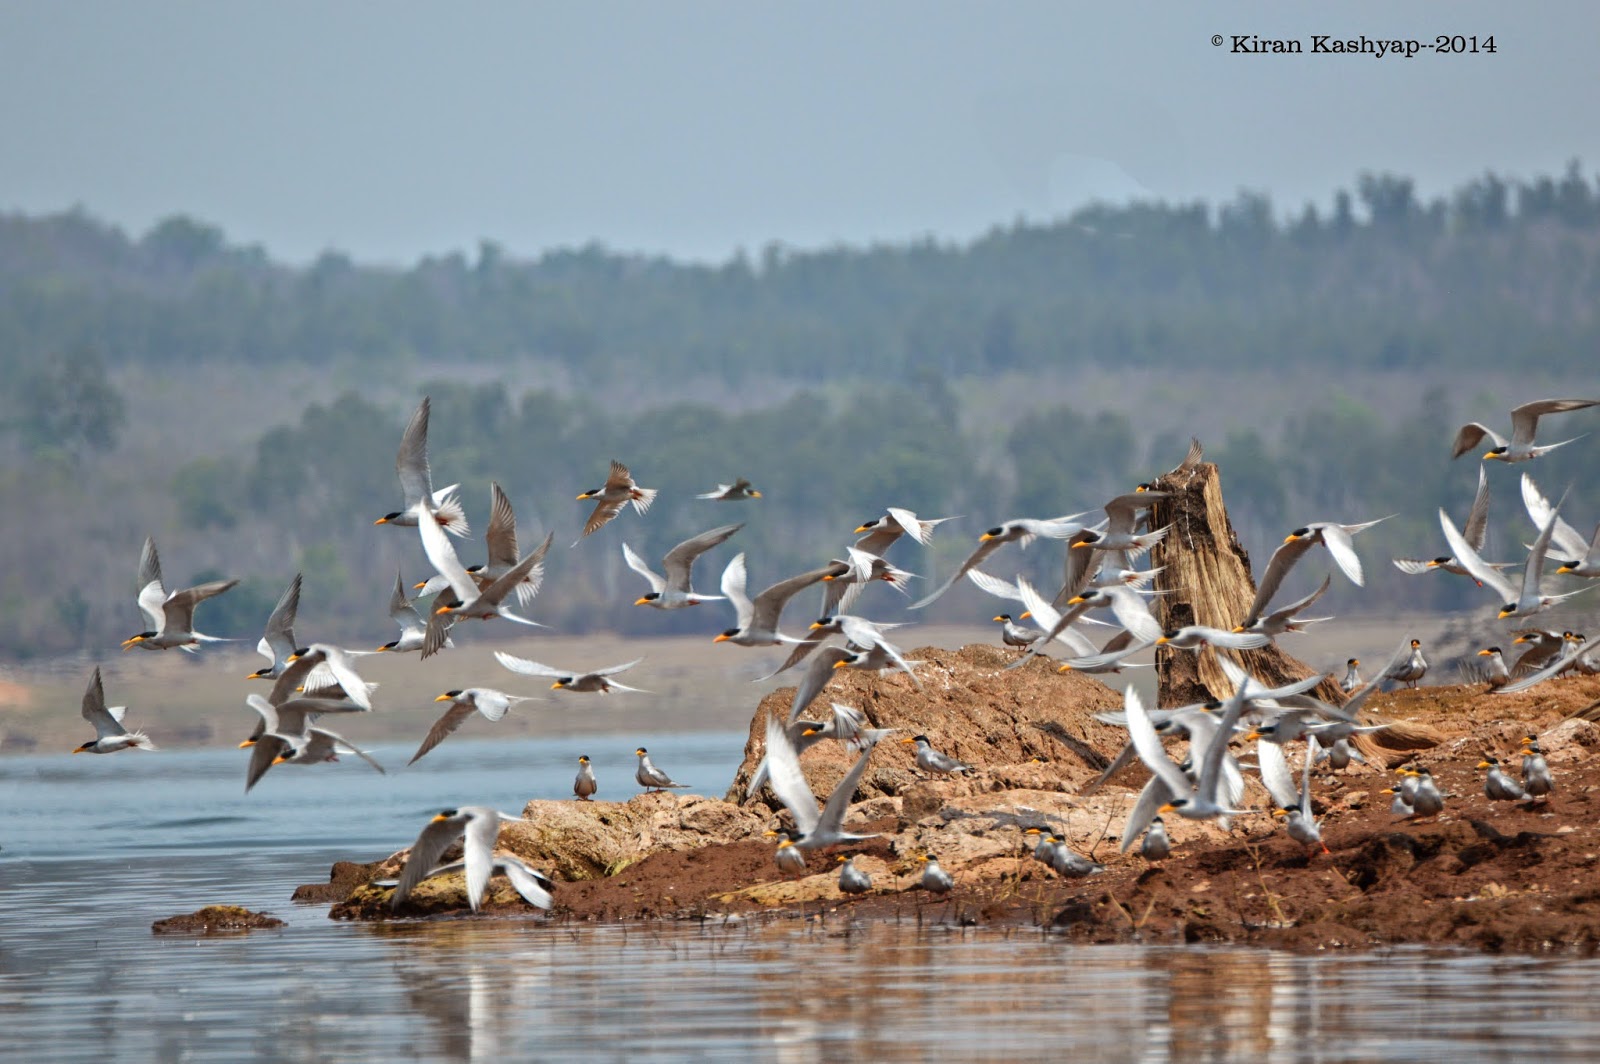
[{"xmin": 5, "ymin": 734, "xmax": 1600, "ymax": 1062}]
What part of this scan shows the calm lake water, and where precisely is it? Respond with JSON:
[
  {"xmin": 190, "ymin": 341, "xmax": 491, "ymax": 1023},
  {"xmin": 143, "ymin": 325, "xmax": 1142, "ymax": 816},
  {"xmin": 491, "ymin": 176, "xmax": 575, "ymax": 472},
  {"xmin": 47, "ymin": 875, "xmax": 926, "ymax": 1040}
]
[{"xmin": 7, "ymin": 734, "xmax": 1600, "ymax": 1062}]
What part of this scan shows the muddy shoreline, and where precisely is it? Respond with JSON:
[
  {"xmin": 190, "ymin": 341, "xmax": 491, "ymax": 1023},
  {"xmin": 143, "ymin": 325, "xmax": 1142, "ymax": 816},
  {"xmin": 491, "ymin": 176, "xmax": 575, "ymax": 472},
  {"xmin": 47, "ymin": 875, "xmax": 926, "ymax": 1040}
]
[{"xmin": 297, "ymin": 646, "xmax": 1600, "ymax": 955}]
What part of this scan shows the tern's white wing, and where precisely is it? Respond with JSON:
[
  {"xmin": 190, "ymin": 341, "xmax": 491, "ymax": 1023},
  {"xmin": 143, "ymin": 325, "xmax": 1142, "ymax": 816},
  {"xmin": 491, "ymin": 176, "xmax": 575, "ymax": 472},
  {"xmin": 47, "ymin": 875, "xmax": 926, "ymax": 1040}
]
[
  {"xmin": 309, "ymin": 646, "xmax": 372, "ymax": 711},
  {"xmin": 764, "ymin": 712, "xmax": 821, "ymax": 836},
  {"xmin": 416, "ymin": 501, "xmax": 478, "ymax": 603},
  {"xmin": 136, "ymin": 580, "xmax": 167, "ymax": 631},
  {"xmin": 1106, "ymin": 585, "xmax": 1163, "ymax": 645},
  {"xmin": 965, "ymin": 569, "xmax": 1023, "ymax": 603},
  {"xmin": 1438, "ymin": 508, "xmax": 1517, "ymax": 602},
  {"xmin": 493, "ymin": 651, "xmax": 565, "ymax": 679},
  {"xmin": 591, "ymin": 658, "xmax": 645, "ymax": 678},
  {"xmin": 811, "ymin": 739, "xmax": 879, "ymax": 840},
  {"xmin": 1318, "ymin": 526, "xmax": 1366, "ymax": 587},
  {"xmin": 1519, "ymin": 504, "xmax": 1564, "ymax": 605},
  {"xmin": 394, "ymin": 813, "xmax": 466, "ymax": 908},
  {"xmin": 720, "ymin": 553, "xmax": 755, "ymax": 629},
  {"xmin": 1257, "ymin": 738, "xmax": 1299, "ymax": 809},
  {"xmin": 496, "ymin": 856, "xmax": 555, "ymax": 909},
  {"xmin": 1016, "ymin": 577, "xmax": 1095, "ymax": 655},
  {"xmin": 81, "ymin": 668, "xmax": 127, "ymax": 738},
  {"xmin": 1521, "ymin": 474, "xmax": 1589, "ymax": 560},
  {"xmin": 1120, "ymin": 775, "xmax": 1175, "ymax": 853},
  {"xmin": 462, "ymin": 809, "xmax": 502, "ymax": 910},
  {"xmin": 1122, "ymin": 685, "xmax": 1193, "ymax": 800},
  {"xmin": 622, "ymin": 543, "xmax": 666, "ymax": 594}
]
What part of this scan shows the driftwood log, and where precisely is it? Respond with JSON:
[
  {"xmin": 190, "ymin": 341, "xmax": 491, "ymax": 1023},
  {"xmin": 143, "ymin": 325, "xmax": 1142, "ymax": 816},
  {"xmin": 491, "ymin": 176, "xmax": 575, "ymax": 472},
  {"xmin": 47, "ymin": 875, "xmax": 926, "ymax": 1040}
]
[{"xmin": 1146, "ymin": 461, "xmax": 1347, "ymax": 708}]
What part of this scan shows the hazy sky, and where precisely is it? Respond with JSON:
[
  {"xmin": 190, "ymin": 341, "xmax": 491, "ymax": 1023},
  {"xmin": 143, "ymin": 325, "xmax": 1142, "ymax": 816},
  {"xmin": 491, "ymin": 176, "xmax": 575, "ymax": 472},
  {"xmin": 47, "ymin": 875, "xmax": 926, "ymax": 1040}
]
[{"xmin": 3, "ymin": 2, "xmax": 1596, "ymax": 265}]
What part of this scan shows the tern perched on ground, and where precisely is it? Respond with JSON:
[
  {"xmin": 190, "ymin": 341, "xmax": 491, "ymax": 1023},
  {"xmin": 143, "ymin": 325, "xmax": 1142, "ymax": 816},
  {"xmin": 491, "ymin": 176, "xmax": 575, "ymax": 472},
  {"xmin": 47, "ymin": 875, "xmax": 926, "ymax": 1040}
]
[
  {"xmin": 495, "ymin": 652, "xmax": 648, "ymax": 694},
  {"xmin": 1260, "ymin": 739, "xmax": 1326, "ymax": 853},
  {"xmin": 762, "ymin": 713, "xmax": 881, "ymax": 850},
  {"xmin": 410, "ymin": 689, "xmax": 537, "ymax": 765},
  {"xmin": 1521, "ymin": 737, "xmax": 1554, "ymax": 798},
  {"xmin": 573, "ymin": 756, "xmax": 598, "ymax": 801},
  {"xmin": 1381, "ymin": 639, "xmax": 1429, "ymax": 689},
  {"xmin": 575, "ymin": 460, "xmax": 657, "ymax": 542},
  {"xmin": 73, "ymin": 667, "xmax": 154, "ymax": 754},
  {"xmin": 390, "ymin": 807, "xmax": 532, "ymax": 912},
  {"xmin": 904, "ymin": 735, "xmax": 972, "ymax": 777},
  {"xmin": 248, "ymin": 573, "xmax": 302, "ymax": 680},
  {"xmin": 635, "ymin": 748, "xmax": 691, "ymax": 792},
  {"xmin": 1450, "ymin": 397, "xmax": 1600, "ymax": 463},
  {"xmin": 122, "ymin": 537, "xmax": 239, "ymax": 652},
  {"xmin": 1480, "ymin": 756, "xmax": 1527, "ymax": 801},
  {"xmin": 1495, "ymin": 632, "xmax": 1592, "ymax": 693},
  {"xmin": 837, "ymin": 855, "xmax": 872, "ymax": 895},
  {"xmin": 697, "ymin": 477, "xmax": 761, "ymax": 501},
  {"xmin": 918, "ymin": 854, "xmax": 954, "ymax": 895},
  {"xmin": 625, "ymin": 522, "xmax": 742, "ymax": 609},
  {"xmin": 373, "ymin": 396, "xmax": 469, "ymax": 536},
  {"xmin": 1141, "ymin": 817, "xmax": 1172, "ymax": 862}
]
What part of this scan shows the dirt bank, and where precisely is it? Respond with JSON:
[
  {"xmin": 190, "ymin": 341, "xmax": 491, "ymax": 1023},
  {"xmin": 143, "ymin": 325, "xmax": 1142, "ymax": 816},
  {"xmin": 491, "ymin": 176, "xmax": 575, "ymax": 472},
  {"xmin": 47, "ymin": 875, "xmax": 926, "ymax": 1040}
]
[{"xmin": 300, "ymin": 645, "xmax": 1600, "ymax": 953}]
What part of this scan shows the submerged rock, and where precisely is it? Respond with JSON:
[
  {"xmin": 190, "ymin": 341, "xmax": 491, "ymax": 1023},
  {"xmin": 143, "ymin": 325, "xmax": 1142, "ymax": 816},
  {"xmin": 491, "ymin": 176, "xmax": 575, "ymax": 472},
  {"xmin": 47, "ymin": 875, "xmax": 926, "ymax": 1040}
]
[{"xmin": 152, "ymin": 905, "xmax": 285, "ymax": 934}]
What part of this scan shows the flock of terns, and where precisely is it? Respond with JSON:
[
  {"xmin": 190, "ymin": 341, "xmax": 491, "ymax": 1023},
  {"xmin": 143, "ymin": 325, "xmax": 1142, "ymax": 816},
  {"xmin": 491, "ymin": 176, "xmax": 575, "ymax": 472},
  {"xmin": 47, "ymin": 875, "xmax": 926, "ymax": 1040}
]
[{"xmin": 66, "ymin": 394, "xmax": 1600, "ymax": 913}]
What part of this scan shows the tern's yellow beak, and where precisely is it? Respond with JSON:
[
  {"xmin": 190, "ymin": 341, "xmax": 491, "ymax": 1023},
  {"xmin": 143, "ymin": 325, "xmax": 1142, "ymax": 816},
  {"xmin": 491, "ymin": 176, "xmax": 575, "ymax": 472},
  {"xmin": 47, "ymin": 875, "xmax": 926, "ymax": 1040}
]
[{"xmin": 434, "ymin": 693, "xmax": 453, "ymax": 702}]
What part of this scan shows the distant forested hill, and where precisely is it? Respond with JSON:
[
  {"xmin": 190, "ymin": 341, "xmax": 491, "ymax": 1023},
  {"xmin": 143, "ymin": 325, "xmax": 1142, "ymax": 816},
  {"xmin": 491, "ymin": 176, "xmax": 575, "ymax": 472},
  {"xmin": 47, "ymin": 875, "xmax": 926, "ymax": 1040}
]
[
  {"xmin": 3, "ymin": 166, "xmax": 1599, "ymax": 384},
  {"xmin": 1, "ymin": 166, "xmax": 1598, "ymax": 660}
]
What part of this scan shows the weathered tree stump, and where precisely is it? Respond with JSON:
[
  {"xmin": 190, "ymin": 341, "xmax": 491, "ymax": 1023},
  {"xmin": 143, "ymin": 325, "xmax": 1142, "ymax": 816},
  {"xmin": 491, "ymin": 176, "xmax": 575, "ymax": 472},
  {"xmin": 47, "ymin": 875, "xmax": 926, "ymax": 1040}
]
[{"xmin": 1146, "ymin": 462, "xmax": 1347, "ymax": 707}]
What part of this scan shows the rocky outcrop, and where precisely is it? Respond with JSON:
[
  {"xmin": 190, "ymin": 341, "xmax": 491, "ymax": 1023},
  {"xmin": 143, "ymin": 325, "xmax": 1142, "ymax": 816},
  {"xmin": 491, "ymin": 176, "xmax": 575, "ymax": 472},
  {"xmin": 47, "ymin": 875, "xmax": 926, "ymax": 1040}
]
[
  {"xmin": 725, "ymin": 643, "xmax": 1127, "ymax": 806},
  {"xmin": 327, "ymin": 793, "xmax": 770, "ymax": 920}
]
